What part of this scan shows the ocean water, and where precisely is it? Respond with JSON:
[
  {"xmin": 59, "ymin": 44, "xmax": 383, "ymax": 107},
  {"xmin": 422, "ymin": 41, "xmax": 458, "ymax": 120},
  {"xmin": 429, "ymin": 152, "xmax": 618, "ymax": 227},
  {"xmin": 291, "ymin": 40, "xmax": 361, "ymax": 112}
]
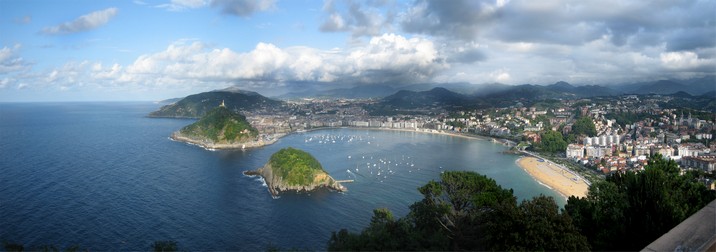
[{"xmin": 0, "ymin": 102, "xmax": 563, "ymax": 250}]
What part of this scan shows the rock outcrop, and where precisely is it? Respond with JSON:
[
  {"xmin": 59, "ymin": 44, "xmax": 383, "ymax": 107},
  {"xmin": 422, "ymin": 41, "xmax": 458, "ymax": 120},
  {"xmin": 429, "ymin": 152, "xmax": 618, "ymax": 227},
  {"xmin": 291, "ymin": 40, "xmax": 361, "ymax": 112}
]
[{"xmin": 244, "ymin": 147, "xmax": 346, "ymax": 196}]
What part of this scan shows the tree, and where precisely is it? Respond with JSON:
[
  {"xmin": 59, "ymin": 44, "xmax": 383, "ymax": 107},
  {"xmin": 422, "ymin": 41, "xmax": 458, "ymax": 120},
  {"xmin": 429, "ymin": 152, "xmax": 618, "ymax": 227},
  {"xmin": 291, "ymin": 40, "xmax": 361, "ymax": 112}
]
[
  {"xmin": 536, "ymin": 130, "xmax": 567, "ymax": 153},
  {"xmin": 571, "ymin": 117, "xmax": 597, "ymax": 137},
  {"xmin": 565, "ymin": 154, "xmax": 716, "ymax": 250},
  {"xmin": 498, "ymin": 196, "xmax": 589, "ymax": 251},
  {"xmin": 329, "ymin": 171, "xmax": 590, "ymax": 251}
]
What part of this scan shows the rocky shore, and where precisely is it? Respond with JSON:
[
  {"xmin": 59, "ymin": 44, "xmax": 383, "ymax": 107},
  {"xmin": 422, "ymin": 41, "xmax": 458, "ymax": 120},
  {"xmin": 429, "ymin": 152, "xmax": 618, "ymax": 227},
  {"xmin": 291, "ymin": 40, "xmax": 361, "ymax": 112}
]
[
  {"xmin": 171, "ymin": 131, "xmax": 283, "ymax": 150},
  {"xmin": 243, "ymin": 163, "xmax": 346, "ymax": 197}
]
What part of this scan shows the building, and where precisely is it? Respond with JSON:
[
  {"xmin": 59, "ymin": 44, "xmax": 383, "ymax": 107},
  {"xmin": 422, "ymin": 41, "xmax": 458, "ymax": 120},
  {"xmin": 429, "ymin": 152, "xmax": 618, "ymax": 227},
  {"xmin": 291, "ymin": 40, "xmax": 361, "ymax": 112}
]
[
  {"xmin": 682, "ymin": 156, "xmax": 716, "ymax": 172},
  {"xmin": 566, "ymin": 144, "xmax": 585, "ymax": 159}
]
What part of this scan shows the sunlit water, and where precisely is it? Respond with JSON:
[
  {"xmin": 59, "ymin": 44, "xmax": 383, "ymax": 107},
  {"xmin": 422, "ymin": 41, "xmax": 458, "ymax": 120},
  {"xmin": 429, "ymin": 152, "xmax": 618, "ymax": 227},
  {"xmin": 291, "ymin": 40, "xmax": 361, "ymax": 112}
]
[{"xmin": 0, "ymin": 102, "xmax": 563, "ymax": 250}]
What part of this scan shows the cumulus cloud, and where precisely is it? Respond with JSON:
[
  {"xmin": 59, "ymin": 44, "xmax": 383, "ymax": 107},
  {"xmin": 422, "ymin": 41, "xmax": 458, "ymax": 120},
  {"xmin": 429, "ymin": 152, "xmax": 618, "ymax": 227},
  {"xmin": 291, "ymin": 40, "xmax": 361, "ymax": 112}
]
[
  {"xmin": 24, "ymin": 34, "xmax": 444, "ymax": 94},
  {"xmin": 211, "ymin": 0, "xmax": 274, "ymax": 17},
  {"xmin": 42, "ymin": 7, "xmax": 118, "ymax": 35},
  {"xmin": 660, "ymin": 51, "xmax": 715, "ymax": 71},
  {"xmin": 319, "ymin": 0, "xmax": 393, "ymax": 38},
  {"xmin": 119, "ymin": 34, "xmax": 443, "ymax": 85}
]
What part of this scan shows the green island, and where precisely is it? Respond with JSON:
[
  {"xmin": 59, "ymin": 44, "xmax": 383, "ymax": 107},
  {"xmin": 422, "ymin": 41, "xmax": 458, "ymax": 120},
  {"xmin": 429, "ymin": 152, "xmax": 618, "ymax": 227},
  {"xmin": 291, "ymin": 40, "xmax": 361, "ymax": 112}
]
[
  {"xmin": 171, "ymin": 102, "xmax": 274, "ymax": 150},
  {"xmin": 244, "ymin": 147, "xmax": 345, "ymax": 196}
]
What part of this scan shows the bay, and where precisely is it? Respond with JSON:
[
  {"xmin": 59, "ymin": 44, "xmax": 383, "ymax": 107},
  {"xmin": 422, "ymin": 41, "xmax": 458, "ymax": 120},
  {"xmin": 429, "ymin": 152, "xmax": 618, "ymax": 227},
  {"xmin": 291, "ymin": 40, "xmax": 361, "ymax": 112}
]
[{"xmin": 0, "ymin": 102, "xmax": 563, "ymax": 250}]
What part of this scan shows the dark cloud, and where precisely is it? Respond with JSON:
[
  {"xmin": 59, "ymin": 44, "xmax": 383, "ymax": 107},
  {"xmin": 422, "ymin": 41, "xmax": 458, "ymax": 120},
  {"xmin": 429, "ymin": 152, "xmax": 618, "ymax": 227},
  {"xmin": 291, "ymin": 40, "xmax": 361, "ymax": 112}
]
[
  {"xmin": 447, "ymin": 48, "xmax": 486, "ymax": 64},
  {"xmin": 211, "ymin": 0, "xmax": 274, "ymax": 17},
  {"xmin": 667, "ymin": 28, "xmax": 716, "ymax": 52},
  {"xmin": 399, "ymin": 0, "xmax": 716, "ymax": 53},
  {"xmin": 401, "ymin": 0, "xmax": 495, "ymax": 41},
  {"xmin": 319, "ymin": 0, "xmax": 393, "ymax": 38}
]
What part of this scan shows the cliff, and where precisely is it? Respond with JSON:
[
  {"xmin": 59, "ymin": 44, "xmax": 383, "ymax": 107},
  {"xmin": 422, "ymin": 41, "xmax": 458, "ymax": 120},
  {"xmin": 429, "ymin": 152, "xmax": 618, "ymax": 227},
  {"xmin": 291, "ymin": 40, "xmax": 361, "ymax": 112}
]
[{"xmin": 244, "ymin": 147, "xmax": 346, "ymax": 196}]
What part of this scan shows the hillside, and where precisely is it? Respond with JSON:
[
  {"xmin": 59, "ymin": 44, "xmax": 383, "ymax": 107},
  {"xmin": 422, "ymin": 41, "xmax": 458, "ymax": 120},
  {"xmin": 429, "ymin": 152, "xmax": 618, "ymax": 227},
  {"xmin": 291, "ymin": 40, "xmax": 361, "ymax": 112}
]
[
  {"xmin": 171, "ymin": 104, "xmax": 263, "ymax": 149},
  {"xmin": 381, "ymin": 87, "xmax": 471, "ymax": 108},
  {"xmin": 244, "ymin": 147, "xmax": 345, "ymax": 196},
  {"xmin": 149, "ymin": 88, "xmax": 283, "ymax": 118}
]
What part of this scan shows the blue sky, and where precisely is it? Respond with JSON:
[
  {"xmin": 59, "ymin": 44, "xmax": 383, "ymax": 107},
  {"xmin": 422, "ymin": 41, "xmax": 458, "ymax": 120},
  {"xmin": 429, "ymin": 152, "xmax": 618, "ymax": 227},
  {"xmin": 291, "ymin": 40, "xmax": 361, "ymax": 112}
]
[{"xmin": 1, "ymin": 0, "xmax": 714, "ymax": 101}]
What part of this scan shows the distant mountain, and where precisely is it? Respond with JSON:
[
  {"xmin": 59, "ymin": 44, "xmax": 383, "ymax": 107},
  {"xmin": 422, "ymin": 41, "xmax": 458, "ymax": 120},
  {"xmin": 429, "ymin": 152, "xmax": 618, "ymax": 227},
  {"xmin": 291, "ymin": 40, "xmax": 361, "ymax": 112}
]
[
  {"xmin": 615, "ymin": 77, "xmax": 716, "ymax": 96},
  {"xmin": 279, "ymin": 85, "xmax": 399, "ymax": 99},
  {"xmin": 482, "ymin": 81, "xmax": 617, "ymax": 100},
  {"xmin": 381, "ymin": 87, "xmax": 471, "ymax": 109},
  {"xmin": 149, "ymin": 88, "xmax": 284, "ymax": 118},
  {"xmin": 155, "ymin": 97, "xmax": 183, "ymax": 104}
]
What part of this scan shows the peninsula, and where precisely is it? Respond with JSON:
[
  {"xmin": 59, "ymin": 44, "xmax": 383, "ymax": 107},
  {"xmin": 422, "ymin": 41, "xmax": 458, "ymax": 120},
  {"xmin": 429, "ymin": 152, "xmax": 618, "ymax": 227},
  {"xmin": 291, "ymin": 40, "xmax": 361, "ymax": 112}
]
[
  {"xmin": 171, "ymin": 101, "xmax": 277, "ymax": 150},
  {"xmin": 244, "ymin": 147, "xmax": 346, "ymax": 196}
]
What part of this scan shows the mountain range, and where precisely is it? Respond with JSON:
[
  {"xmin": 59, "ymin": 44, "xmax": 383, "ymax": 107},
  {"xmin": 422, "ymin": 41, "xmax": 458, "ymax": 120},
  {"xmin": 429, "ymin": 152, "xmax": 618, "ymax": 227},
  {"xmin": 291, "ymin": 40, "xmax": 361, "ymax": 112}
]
[
  {"xmin": 151, "ymin": 77, "xmax": 715, "ymax": 117},
  {"xmin": 276, "ymin": 76, "xmax": 715, "ymax": 99}
]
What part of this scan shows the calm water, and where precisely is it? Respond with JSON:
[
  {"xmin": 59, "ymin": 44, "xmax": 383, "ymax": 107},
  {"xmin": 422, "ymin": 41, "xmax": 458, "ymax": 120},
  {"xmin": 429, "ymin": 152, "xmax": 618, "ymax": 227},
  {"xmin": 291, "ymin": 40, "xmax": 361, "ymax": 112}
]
[{"xmin": 0, "ymin": 102, "xmax": 562, "ymax": 250}]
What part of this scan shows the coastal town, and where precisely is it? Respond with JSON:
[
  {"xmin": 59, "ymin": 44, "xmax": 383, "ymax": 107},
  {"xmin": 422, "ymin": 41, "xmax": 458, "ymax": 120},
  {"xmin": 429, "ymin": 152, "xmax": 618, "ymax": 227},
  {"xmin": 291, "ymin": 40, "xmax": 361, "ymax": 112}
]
[{"xmin": 240, "ymin": 93, "xmax": 716, "ymax": 192}]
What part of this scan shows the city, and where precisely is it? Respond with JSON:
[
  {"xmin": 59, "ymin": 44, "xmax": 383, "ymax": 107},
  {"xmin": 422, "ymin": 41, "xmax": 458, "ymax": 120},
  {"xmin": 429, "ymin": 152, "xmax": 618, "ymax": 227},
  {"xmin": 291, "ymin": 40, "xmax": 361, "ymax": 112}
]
[{"xmin": 244, "ymin": 93, "xmax": 716, "ymax": 185}]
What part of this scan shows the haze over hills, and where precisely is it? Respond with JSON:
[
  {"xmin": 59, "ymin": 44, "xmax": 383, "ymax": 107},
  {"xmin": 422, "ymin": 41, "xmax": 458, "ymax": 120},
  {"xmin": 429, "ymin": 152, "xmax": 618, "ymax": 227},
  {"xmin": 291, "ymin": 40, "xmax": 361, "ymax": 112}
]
[
  {"xmin": 153, "ymin": 76, "xmax": 716, "ymax": 117},
  {"xmin": 270, "ymin": 77, "xmax": 715, "ymax": 100}
]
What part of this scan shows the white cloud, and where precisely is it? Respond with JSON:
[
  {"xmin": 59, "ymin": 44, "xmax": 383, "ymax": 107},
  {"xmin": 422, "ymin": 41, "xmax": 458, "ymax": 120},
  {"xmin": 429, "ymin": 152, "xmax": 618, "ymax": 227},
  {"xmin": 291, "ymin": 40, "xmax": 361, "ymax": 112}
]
[
  {"xmin": 42, "ymin": 8, "xmax": 118, "ymax": 35},
  {"xmin": 0, "ymin": 44, "xmax": 30, "ymax": 74},
  {"xmin": 660, "ymin": 51, "xmax": 715, "ymax": 70},
  {"xmin": 157, "ymin": 0, "xmax": 207, "ymax": 11},
  {"xmin": 0, "ymin": 78, "xmax": 9, "ymax": 88},
  {"xmin": 26, "ymin": 34, "xmax": 444, "ymax": 94}
]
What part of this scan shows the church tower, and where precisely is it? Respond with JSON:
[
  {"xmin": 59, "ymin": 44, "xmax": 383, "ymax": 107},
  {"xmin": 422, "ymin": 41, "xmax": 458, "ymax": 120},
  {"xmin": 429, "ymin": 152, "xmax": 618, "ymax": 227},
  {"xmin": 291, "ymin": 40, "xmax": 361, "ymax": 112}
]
[{"xmin": 220, "ymin": 100, "xmax": 226, "ymax": 108}]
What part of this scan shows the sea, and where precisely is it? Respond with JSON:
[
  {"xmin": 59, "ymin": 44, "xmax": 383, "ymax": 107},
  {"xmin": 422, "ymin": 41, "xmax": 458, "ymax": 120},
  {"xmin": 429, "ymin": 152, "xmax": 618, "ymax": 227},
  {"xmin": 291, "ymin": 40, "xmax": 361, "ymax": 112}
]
[{"xmin": 0, "ymin": 102, "xmax": 563, "ymax": 250}]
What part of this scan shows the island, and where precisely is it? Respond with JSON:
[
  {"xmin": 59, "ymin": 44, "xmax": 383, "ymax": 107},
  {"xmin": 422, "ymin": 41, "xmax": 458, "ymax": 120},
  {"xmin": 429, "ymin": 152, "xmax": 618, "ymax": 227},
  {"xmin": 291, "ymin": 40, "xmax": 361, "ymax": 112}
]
[
  {"xmin": 244, "ymin": 147, "xmax": 346, "ymax": 196},
  {"xmin": 171, "ymin": 101, "xmax": 279, "ymax": 150}
]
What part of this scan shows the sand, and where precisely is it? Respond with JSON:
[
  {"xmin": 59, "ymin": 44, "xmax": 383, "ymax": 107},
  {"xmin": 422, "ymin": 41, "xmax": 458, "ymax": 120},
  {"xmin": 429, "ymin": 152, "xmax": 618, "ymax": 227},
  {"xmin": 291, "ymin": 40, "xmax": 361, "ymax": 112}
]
[{"xmin": 516, "ymin": 156, "xmax": 589, "ymax": 199}]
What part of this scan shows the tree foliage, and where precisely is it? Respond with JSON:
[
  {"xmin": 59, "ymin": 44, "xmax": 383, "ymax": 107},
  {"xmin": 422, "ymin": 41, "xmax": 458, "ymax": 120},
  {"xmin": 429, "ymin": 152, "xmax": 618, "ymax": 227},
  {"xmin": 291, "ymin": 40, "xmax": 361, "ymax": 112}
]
[
  {"xmin": 180, "ymin": 106, "xmax": 258, "ymax": 143},
  {"xmin": 534, "ymin": 130, "xmax": 567, "ymax": 153},
  {"xmin": 565, "ymin": 154, "xmax": 716, "ymax": 250},
  {"xmin": 328, "ymin": 171, "xmax": 589, "ymax": 251},
  {"xmin": 571, "ymin": 117, "xmax": 597, "ymax": 137},
  {"xmin": 269, "ymin": 147, "xmax": 326, "ymax": 186}
]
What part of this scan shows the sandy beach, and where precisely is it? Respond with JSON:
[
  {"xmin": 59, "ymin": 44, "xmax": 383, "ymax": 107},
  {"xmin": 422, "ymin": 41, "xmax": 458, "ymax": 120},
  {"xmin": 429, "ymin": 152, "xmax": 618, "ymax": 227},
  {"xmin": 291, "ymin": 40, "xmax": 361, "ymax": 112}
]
[{"xmin": 516, "ymin": 156, "xmax": 589, "ymax": 199}]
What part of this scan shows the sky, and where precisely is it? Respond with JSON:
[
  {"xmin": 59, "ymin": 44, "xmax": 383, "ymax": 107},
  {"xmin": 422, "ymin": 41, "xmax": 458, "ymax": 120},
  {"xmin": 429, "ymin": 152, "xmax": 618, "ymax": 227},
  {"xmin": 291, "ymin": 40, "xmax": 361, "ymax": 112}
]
[{"xmin": 0, "ymin": 0, "xmax": 714, "ymax": 101}]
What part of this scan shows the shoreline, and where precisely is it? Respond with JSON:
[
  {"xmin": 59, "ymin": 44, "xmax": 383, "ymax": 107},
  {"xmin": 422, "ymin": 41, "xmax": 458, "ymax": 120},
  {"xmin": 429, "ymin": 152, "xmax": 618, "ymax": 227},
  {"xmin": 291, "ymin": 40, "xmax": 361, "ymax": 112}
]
[
  {"xmin": 171, "ymin": 126, "xmax": 506, "ymax": 151},
  {"xmin": 516, "ymin": 156, "xmax": 589, "ymax": 199},
  {"xmin": 296, "ymin": 126, "xmax": 494, "ymax": 142},
  {"xmin": 170, "ymin": 131, "xmax": 284, "ymax": 150}
]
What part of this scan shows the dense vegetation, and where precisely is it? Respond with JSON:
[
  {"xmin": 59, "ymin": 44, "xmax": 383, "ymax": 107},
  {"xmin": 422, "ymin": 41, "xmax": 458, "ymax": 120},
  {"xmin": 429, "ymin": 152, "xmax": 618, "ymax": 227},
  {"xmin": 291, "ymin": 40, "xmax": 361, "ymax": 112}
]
[
  {"xmin": 565, "ymin": 154, "xmax": 715, "ymax": 250},
  {"xmin": 329, "ymin": 155, "xmax": 715, "ymax": 251},
  {"xmin": 328, "ymin": 171, "xmax": 588, "ymax": 251},
  {"xmin": 269, "ymin": 147, "xmax": 326, "ymax": 186},
  {"xmin": 179, "ymin": 106, "xmax": 258, "ymax": 143},
  {"xmin": 532, "ymin": 130, "xmax": 568, "ymax": 153},
  {"xmin": 149, "ymin": 90, "xmax": 283, "ymax": 118},
  {"xmin": 571, "ymin": 116, "xmax": 597, "ymax": 137},
  {"xmin": 604, "ymin": 112, "xmax": 660, "ymax": 128}
]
